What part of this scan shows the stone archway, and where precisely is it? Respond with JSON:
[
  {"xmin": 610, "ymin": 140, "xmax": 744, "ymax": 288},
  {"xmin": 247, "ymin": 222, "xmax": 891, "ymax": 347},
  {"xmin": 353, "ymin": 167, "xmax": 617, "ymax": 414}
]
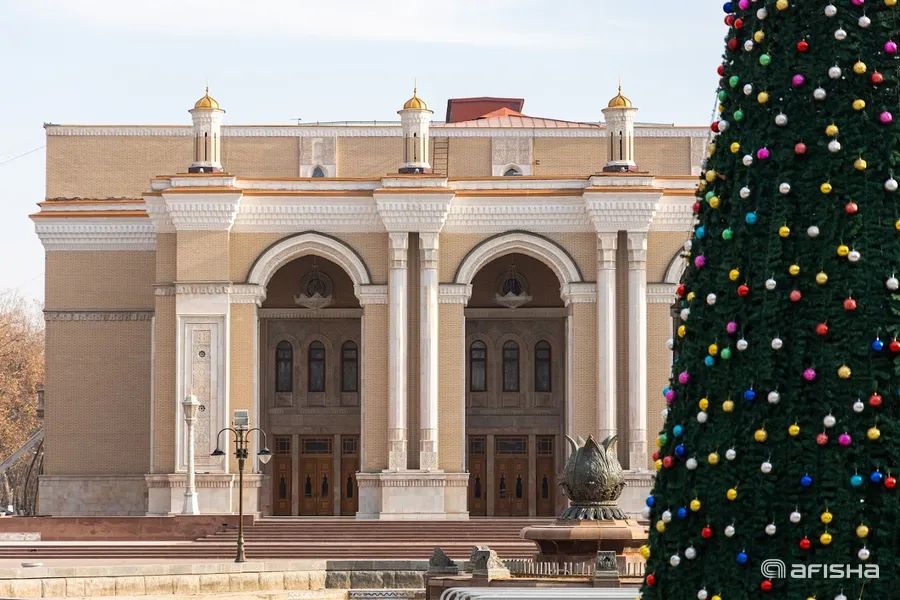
[{"xmin": 248, "ymin": 232, "xmax": 372, "ymax": 292}]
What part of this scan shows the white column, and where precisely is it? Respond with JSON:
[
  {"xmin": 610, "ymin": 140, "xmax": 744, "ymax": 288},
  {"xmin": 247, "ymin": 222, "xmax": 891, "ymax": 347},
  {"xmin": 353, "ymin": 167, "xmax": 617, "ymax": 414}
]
[
  {"xmin": 626, "ymin": 232, "xmax": 648, "ymax": 470},
  {"xmin": 419, "ymin": 232, "xmax": 439, "ymax": 471},
  {"xmin": 597, "ymin": 233, "xmax": 618, "ymax": 442},
  {"xmin": 388, "ymin": 232, "xmax": 409, "ymax": 471}
]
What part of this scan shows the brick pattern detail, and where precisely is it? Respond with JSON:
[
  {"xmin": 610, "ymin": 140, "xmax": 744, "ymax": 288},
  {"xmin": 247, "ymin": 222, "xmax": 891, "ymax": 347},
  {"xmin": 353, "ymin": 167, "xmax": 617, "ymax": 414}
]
[
  {"xmin": 648, "ymin": 232, "xmax": 690, "ymax": 282},
  {"xmin": 534, "ymin": 138, "xmax": 605, "ymax": 175},
  {"xmin": 635, "ymin": 138, "xmax": 692, "ymax": 176},
  {"xmin": 446, "ymin": 138, "xmax": 492, "ymax": 177},
  {"xmin": 647, "ymin": 304, "xmax": 673, "ymax": 465},
  {"xmin": 177, "ymin": 231, "xmax": 230, "ymax": 281},
  {"xmin": 337, "ymin": 138, "xmax": 403, "ymax": 178},
  {"xmin": 362, "ymin": 304, "xmax": 389, "ymax": 471},
  {"xmin": 221, "ymin": 137, "xmax": 299, "ymax": 179},
  {"xmin": 44, "ymin": 320, "xmax": 151, "ymax": 475},
  {"xmin": 46, "ymin": 252, "xmax": 154, "ymax": 310},
  {"xmin": 570, "ymin": 303, "xmax": 598, "ymax": 439},
  {"xmin": 156, "ymin": 233, "xmax": 176, "ymax": 284},
  {"xmin": 153, "ymin": 297, "xmax": 176, "ymax": 472},
  {"xmin": 438, "ymin": 303, "xmax": 464, "ymax": 472}
]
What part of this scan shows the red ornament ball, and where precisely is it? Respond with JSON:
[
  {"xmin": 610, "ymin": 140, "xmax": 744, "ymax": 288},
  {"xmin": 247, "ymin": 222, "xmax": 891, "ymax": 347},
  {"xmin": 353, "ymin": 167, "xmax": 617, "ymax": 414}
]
[
  {"xmin": 734, "ymin": 18, "xmax": 744, "ymax": 29},
  {"xmin": 701, "ymin": 526, "xmax": 713, "ymax": 539},
  {"xmin": 872, "ymin": 71, "xmax": 885, "ymax": 84},
  {"xmin": 795, "ymin": 142, "xmax": 808, "ymax": 155},
  {"xmin": 677, "ymin": 284, "xmax": 686, "ymax": 298},
  {"xmin": 711, "ymin": 122, "xmax": 720, "ymax": 133},
  {"xmin": 718, "ymin": 64, "xmax": 726, "ymax": 77},
  {"xmin": 725, "ymin": 14, "xmax": 735, "ymax": 26},
  {"xmin": 797, "ymin": 40, "xmax": 809, "ymax": 52},
  {"xmin": 799, "ymin": 537, "xmax": 812, "ymax": 550},
  {"xmin": 760, "ymin": 579, "xmax": 773, "ymax": 592},
  {"xmin": 816, "ymin": 432, "xmax": 829, "ymax": 446},
  {"xmin": 845, "ymin": 201, "xmax": 859, "ymax": 215},
  {"xmin": 869, "ymin": 393, "xmax": 883, "ymax": 407},
  {"xmin": 737, "ymin": 284, "xmax": 750, "ymax": 297},
  {"xmin": 663, "ymin": 456, "xmax": 674, "ymax": 469},
  {"xmin": 886, "ymin": 476, "xmax": 897, "ymax": 489},
  {"xmin": 693, "ymin": 201, "xmax": 702, "ymax": 214},
  {"xmin": 844, "ymin": 298, "xmax": 858, "ymax": 311},
  {"xmin": 816, "ymin": 323, "xmax": 829, "ymax": 336},
  {"xmin": 790, "ymin": 290, "xmax": 802, "ymax": 302},
  {"xmin": 651, "ymin": 450, "xmax": 660, "ymax": 461},
  {"xmin": 890, "ymin": 340, "xmax": 900, "ymax": 353},
  {"xmin": 728, "ymin": 38, "xmax": 739, "ymax": 51}
]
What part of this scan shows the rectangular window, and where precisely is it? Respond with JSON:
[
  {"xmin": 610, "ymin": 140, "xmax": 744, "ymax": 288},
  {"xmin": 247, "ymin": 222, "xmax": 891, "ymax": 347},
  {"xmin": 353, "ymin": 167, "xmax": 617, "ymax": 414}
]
[
  {"xmin": 301, "ymin": 438, "xmax": 332, "ymax": 455},
  {"xmin": 538, "ymin": 436, "xmax": 553, "ymax": 456},
  {"xmin": 469, "ymin": 436, "xmax": 486, "ymax": 456},
  {"xmin": 342, "ymin": 437, "xmax": 358, "ymax": 456},
  {"xmin": 275, "ymin": 436, "xmax": 291, "ymax": 455},
  {"xmin": 470, "ymin": 342, "xmax": 487, "ymax": 392},
  {"xmin": 495, "ymin": 437, "xmax": 527, "ymax": 455}
]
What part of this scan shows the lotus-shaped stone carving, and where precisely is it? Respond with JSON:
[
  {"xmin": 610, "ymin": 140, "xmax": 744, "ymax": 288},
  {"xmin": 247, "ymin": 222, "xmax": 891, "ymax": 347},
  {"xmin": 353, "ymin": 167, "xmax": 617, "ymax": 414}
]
[{"xmin": 558, "ymin": 435, "xmax": 627, "ymax": 521}]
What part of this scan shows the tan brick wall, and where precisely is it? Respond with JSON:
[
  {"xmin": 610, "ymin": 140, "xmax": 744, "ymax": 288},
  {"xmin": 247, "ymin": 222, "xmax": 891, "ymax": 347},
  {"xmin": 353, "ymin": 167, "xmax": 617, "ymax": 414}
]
[
  {"xmin": 177, "ymin": 231, "xmax": 229, "ymax": 281},
  {"xmin": 647, "ymin": 304, "xmax": 672, "ymax": 464},
  {"xmin": 635, "ymin": 138, "xmax": 692, "ymax": 176},
  {"xmin": 534, "ymin": 138, "xmax": 605, "ymax": 176},
  {"xmin": 447, "ymin": 138, "xmax": 492, "ymax": 177},
  {"xmin": 438, "ymin": 303, "xmax": 464, "ymax": 472},
  {"xmin": 362, "ymin": 304, "xmax": 389, "ymax": 471},
  {"xmin": 221, "ymin": 137, "xmax": 299, "ymax": 178},
  {"xmin": 407, "ymin": 235, "xmax": 420, "ymax": 469},
  {"xmin": 229, "ymin": 304, "xmax": 255, "ymax": 473},
  {"xmin": 156, "ymin": 233, "xmax": 177, "ymax": 284},
  {"xmin": 337, "ymin": 138, "xmax": 403, "ymax": 178},
  {"xmin": 153, "ymin": 297, "xmax": 176, "ymax": 472},
  {"xmin": 46, "ymin": 135, "xmax": 190, "ymax": 199},
  {"xmin": 230, "ymin": 233, "xmax": 389, "ymax": 285},
  {"xmin": 44, "ymin": 320, "xmax": 151, "ymax": 475},
  {"xmin": 648, "ymin": 232, "xmax": 688, "ymax": 282},
  {"xmin": 570, "ymin": 303, "xmax": 598, "ymax": 440},
  {"xmin": 45, "ymin": 252, "xmax": 154, "ymax": 310}
]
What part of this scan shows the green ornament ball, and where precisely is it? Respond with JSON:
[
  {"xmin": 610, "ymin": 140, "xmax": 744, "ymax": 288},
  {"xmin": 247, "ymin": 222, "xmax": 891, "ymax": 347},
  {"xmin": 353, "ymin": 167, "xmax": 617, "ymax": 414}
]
[
  {"xmin": 729, "ymin": 75, "xmax": 740, "ymax": 88},
  {"xmin": 718, "ymin": 90, "xmax": 728, "ymax": 102},
  {"xmin": 721, "ymin": 348, "xmax": 733, "ymax": 360},
  {"xmin": 722, "ymin": 228, "xmax": 734, "ymax": 240},
  {"xmin": 759, "ymin": 54, "xmax": 772, "ymax": 66},
  {"xmin": 705, "ymin": 191, "xmax": 716, "ymax": 201},
  {"xmin": 734, "ymin": 110, "xmax": 745, "ymax": 122}
]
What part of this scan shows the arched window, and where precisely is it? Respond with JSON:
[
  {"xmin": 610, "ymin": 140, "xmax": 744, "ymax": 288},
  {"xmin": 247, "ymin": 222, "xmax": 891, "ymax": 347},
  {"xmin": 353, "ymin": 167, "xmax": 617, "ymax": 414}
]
[
  {"xmin": 534, "ymin": 341, "xmax": 552, "ymax": 392},
  {"xmin": 308, "ymin": 341, "xmax": 326, "ymax": 392},
  {"xmin": 342, "ymin": 341, "xmax": 358, "ymax": 392},
  {"xmin": 470, "ymin": 341, "xmax": 487, "ymax": 392},
  {"xmin": 311, "ymin": 166, "xmax": 326, "ymax": 178},
  {"xmin": 275, "ymin": 341, "xmax": 293, "ymax": 392},
  {"xmin": 503, "ymin": 167, "xmax": 522, "ymax": 176},
  {"xmin": 503, "ymin": 341, "xmax": 520, "ymax": 392}
]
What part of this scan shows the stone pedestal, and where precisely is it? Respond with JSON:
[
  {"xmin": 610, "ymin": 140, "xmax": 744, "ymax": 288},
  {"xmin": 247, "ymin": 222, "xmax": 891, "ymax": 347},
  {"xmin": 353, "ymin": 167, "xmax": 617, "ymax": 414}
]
[
  {"xmin": 145, "ymin": 473, "xmax": 263, "ymax": 515},
  {"xmin": 356, "ymin": 471, "xmax": 469, "ymax": 520},
  {"xmin": 521, "ymin": 519, "xmax": 647, "ymax": 564}
]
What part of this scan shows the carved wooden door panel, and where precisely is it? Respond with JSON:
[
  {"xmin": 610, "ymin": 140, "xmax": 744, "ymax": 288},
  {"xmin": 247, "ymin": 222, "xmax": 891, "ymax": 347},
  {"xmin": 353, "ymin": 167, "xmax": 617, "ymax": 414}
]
[
  {"xmin": 340, "ymin": 435, "xmax": 359, "ymax": 516},
  {"xmin": 300, "ymin": 437, "xmax": 334, "ymax": 516},
  {"xmin": 536, "ymin": 435, "xmax": 555, "ymax": 517},
  {"xmin": 494, "ymin": 436, "xmax": 528, "ymax": 517},
  {"xmin": 467, "ymin": 436, "xmax": 487, "ymax": 516},
  {"xmin": 272, "ymin": 436, "xmax": 292, "ymax": 516}
]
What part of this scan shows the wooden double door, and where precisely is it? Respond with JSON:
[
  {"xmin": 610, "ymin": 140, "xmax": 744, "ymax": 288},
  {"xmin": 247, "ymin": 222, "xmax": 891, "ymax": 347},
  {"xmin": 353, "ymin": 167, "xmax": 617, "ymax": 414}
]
[
  {"xmin": 271, "ymin": 435, "xmax": 359, "ymax": 516},
  {"xmin": 467, "ymin": 435, "xmax": 557, "ymax": 517}
]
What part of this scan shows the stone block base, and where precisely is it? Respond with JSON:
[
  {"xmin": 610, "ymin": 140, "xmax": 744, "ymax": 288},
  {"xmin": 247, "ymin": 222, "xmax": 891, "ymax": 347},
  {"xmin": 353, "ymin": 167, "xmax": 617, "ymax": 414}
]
[
  {"xmin": 619, "ymin": 470, "xmax": 654, "ymax": 519},
  {"xmin": 38, "ymin": 475, "xmax": 148, "ymax": 516},
  {"xmin": 146, "ymin": 473, "xmax": 263, "ymax": 515},
  {"xmin": 356, "ymin": 471, "xmax": 469, "ymax": 520}
]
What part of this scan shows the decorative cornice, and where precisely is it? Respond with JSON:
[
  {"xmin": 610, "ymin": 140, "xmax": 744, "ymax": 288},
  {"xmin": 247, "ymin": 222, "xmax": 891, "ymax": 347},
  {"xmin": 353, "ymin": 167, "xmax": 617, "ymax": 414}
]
[
  {"xmin": 230, "ymin": 284, "xmax": 266, "ymax": 305},
  {"xmin": 44, "ymin": 310, "xmax": 154, "ymax": 322},
  {"xmin": 439, "ymin": 283, "xmax": 473, "ymax": 304},
  {"xmin": 144, "ymin": 473, "xmax": 263, "ymax": 489},
  {"xmin": 650, "ymin": 197, "xmax": 697, "ymax": 232},
  {"xmin": 560, "ymin": 282, "xmax": 598, "ymax": 306},
  {"xmin": 154, "ymin": 285, "xmax": 176, "ymax": 296},
  {"xmin": 584, "ymin": 194, "xmax": 662, "ymax": 233},
  {"xmin": 233, "ymin": 199, "xmax": 384, "ymax": 233},
  {"xmin": 258, "ymin": 308, "xmax": 363, "ymax": 319},
  {"xmin": 376, "ymin": 196, "xmax": 454, "ymax": 233},
  {"xmin": 356, "ymin": 472, "xmax": 469, "ymax": 488},
  {"xmin": 648, "ymin": 283, "xmax": 677, "ymax": 304},
  {"xmin": 443, "ymin": 198, "xmax": 591, "ymax": 233},
  {"xmin": 33, "ymin": 218, "xmax": 156, "ymax": 251},
  {"xmin": 627, "ymin": 231, "xmax": 649, "ymax": 267},
  {"xmin": 356, "ymin": 284, "xmax": 389, "ymax": 305},
  {"xmin": 163, "ymin": 195, "xmax": 242, "ymax": 231},
  {"xmin": 175, "ymin": 283, "xmax": 232, "ymax": 295}
]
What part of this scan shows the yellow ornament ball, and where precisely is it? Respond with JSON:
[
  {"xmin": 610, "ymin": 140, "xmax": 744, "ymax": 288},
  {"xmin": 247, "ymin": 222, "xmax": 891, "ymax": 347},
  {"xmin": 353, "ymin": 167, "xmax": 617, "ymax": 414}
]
[
  {"xmin": 826, "ymin": 124, "xmax": 839, "ymax": 137},
  {"xmin": 838, "ymin": 365, "xmax": 852, "ymax": 379},
  {"xmin": 820, "ymin": 532, "xmax": 833, "ymax": 545},
  {"xmin": 705, "ymin": 170, "xmax": 717, "ymax": 183},
  {"xmin": 717, "ymin": 104, "xmax": 725, "ymax": 113},
  {"xmin": 754, "ymin": 30, "xmax": 765, "ymax": 43},
  {"xmin": 709, "ymin": 344, "xmax": 719, "ymax": 356},
  {"xmin": 821, "ymin": 510, "xmax": 833, "ymax": 524},
  {"xmin": 655, "ymin": 436, "xmax": 663, "ymax": 448},
  {"xmin": 723, "ymin": 399, "xmax": 735, "ymax": 413},
  {"xmin": 838, "ymin": 244, "xmax": 850, "ymax": 257},
  {"xmin": 776, "ymin": 0, "xmax": 789, "ymax": 9},
  {"xmin": 712, "ymin": 596, "xmax": 722, "ymax": 600},
  {"xmin": 754, "ymin": 428, "xmax": 768, "ymax": 442},
  {"xmin": 690, "ymin": 499, "xmax": 702, "ymax": 512},
  {"xmin": 789, "ymin": 264, "xmax": 801, "ymax": 276},
  {"xmin": 779, "ymin": 225, "xmax": 791, "ymax": 238},
  {"xmin": 758, "ymin": 91, "xmax": 770, "ymax": 104},
  {"xmin": 687, "ymin": 291, "xmax": 696, "ymax": 302},
  {"xmin": 699, "ymin": 180, "xmax": 708, "ymax": 192},
  {"xmin": 709, "ymin": 197, "xmax": 721, "ymax": 209},
  {"xmin": 868, "ymin": 426, "xmax": 881, "ymax": 440},
  {"xmin": 708, "ymin": 143, "xmax": 717, "ymax": 155},
  {"xmin": 789, "ymin": 423, "xmax": 801, "ymax": 437},
  {"xmin": 655, "ymin": 459, "xmax": 663, "ymax": 471},
  {"xmin": 821, "ymin": 182, "xmax": 833, "ymax": 194},
  {"xmin": 699, "ymin": 398, "xmax": 709, "ymax": 411},
  {"xmin": 887, "ymin": 0, "xmax": 897, "ymax": 6},
  {"xmin": 708, "ymin": 452, "xmax": 720, "ymax": 465},
  {"xmin": 729, "ymin": 269, "xmax": 741, "ymax": 281},
  {"xmin": 726, "ymin": 488, "xmax": 738, "ymax": 501},
  {"xmin": 639, "ymin": 545, "xmax": 651, "ymax": 559},
  {"xmin": 816, "ymin": 272, "xmax": 829, "ymax": 285},
  {"xmin": 656, "ymin": 520, "xmax": 666, "ymax": 533},
  {"xmin": 853, "ymin": 99, "xmax": 867, "ymax": 111},
  {"xmin": 730, "ymin": 142, "xmax": 741, "ymax": 154},
  {"xmin": 854, "ymin": 61, "xmax": 868, "ymax": 74},
  {"xmin": 857, "ymin": 524, "xmax": 870, "ymax": 538},
  {"xmin": 855, "ymin": 158, "xmax": 868, "ymax": 171},
  {"xmin": 678, "ymin": 325, "xmax": 687, "ymax": 338}
]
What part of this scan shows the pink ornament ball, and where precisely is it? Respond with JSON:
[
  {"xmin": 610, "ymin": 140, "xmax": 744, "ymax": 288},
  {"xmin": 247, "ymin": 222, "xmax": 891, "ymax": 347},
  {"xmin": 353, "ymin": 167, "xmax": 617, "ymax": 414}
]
[
  {"xmin": 881, "ymin": 111, "xmax": 894, "ymax": 124},
  {"xmin": 839, "ymin": 433, "xmax": 852, "ymax": 446},
  {"xmin": 792, "ymin": 74, "xmax": 806, "ymax": 87},
  {"xmin": 886, "ymin": 41, "xmax": 898, "ymax": 54},
  {"xmin": 803, "ymin": 368, "xmax": 816, "ymax": 381},
  {"xmin": 738, "ymin": 0, "xmax": 750, "ymax": 9},
  {"xmin": 726, "ymin": 321, "xmax": 739, "ymax": 335},
  {"xmin": 679, "ymin": 372, "xmax": 691, "ymax": 385},
  {"xmin": 851, "ymin": 0, "xmax": 863, "ymax": 4},
  {"xmin": 757, "ymin": 148, "xmax": 771, "ymax": 160},
  {"xmin": 695, "ymin": 255, "xmax": 706, "ymax": 268},
  {"xmin": 665, "ymin": 390, "xmax": 677, "ymax": 403}
]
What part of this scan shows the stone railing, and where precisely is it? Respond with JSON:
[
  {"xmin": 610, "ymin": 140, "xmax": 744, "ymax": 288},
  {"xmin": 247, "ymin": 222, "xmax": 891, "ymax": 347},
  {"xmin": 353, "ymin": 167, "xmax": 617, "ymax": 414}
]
[{"xmin": 503, "ymin": 558, "xmax": 644, "ymax": 578}]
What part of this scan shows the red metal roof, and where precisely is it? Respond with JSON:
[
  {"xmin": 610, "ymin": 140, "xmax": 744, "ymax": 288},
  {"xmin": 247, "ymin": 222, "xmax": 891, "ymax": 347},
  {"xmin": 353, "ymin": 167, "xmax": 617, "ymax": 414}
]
[
  {"xmin": 445, "ymin": 97, "xmax": 525, "ymax": 123},
  {"xmin": 435, "ymin": 114, "xmax": 601, "ymax": 129}
]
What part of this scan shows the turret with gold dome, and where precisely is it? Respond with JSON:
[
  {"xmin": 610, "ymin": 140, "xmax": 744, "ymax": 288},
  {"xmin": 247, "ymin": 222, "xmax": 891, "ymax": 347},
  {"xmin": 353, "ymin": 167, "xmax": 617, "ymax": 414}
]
[
  {"xmin": 189, "ymin": 86, "xmax": 225, "ymax": 173},
  {"xmin": 601, "ymin": 81, "xmax": 638, "ymax": 172},
  {"xmin": 397, "ymin": 84, "xmax": 433, "ymax": 174}
]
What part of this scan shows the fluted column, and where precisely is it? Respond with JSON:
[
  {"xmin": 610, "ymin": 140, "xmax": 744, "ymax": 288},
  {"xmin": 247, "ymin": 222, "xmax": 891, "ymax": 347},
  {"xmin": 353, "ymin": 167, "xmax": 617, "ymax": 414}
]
[
  {"xmin": 627, "ymin": 232, "xmax": 648, "ymax": 470},
  {"xmin": 597, "ymin": 233, "xmax": 618, "ymax": 442},
  {"xmin": 419, "ymin": 233, "xmax": 440, "ymax": 471},
  {"xmin": 388, "ymin": 232, "xmax": 409, "ymax": 471}
]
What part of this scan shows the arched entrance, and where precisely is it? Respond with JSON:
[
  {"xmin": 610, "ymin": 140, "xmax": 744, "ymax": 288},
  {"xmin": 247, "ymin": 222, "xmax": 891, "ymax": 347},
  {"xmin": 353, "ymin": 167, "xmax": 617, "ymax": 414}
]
[
  {"xmin": 454, "ymin": 232, "xmax": 584, "ymax": 518},
  {"xmin": 247, "ymin": 233, "xmax": 370, "ymax": 516}
]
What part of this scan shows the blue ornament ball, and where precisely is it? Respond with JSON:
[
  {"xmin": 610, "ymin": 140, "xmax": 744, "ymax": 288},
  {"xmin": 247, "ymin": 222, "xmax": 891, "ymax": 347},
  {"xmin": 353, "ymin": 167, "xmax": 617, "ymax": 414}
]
[
  {"xmin": 745, "ymin": 212, "xmax": 758, "ymax": 225},
  {"xmin": 646, "ymin": 496, "xmax": 656, "ymax": 508},
  {"xmin": 673, "ymin": 425, "xmax": 684, "ymax": 437},
  {"xmin": 744, "ymin": 389, "xmax": 756, "ymax": 401},
  {"xmin": 873, "ymin": 339, "xmax": 884, "ymax": 352},
  {"xmin": 705, "ymin": 356, "xmax": 716, "ymax": 367},
  {"xmin": 800, "ymin": 475, "xmax": 813, "ymax": 487},
  {"xmin": 736, "ymin": 552, "xmax": 748, "ymax": 565},
  {"xmin": 677, "ymin": 507, "xmax": 688, "ymax": 519},
  {"xmin": 663, "ymin": 387, "xmax": 671, "ymax": 398},
  {"xmin": 850, "ymin": 475, "xmax": 864, "ymax": 488},
  {"xmin": 696, "ymin": 226, "xmax": 707, "ymax": 239},
  {"xmin": 871, "ymin": 471, "xmax": 884, "ymax": 484},
  {"xmin": 675, "ymin": 444, "xmax": 686, "ymax": 457},
  {"xmin": 723, "ymin": 2, "xmax": 733, "ymax": 14}
]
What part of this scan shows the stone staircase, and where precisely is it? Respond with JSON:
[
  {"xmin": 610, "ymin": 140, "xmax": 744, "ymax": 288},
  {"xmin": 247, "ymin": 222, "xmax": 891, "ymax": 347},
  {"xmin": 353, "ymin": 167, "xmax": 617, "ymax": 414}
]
[{"xmin": 0, "ymin": 517, "xmax": 546, "ymax": 561}]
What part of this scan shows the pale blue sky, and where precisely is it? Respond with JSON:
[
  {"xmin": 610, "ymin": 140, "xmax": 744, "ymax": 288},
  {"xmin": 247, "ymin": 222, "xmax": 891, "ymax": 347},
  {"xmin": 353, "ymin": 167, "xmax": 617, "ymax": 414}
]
[{"xmin": 0, "ymin": 1, "xmax": 725, "ymax": 302}]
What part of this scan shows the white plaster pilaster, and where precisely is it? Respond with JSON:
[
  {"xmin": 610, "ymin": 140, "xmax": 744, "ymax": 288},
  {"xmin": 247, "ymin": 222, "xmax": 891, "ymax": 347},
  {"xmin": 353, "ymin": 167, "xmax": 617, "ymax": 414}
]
[
  {"xmin": 388, "ymin": 232, "xmax": 409, "ymax": 471},
  {"xmin": 597, "ymin": 232, "xmax": 618, "ymax": 443},
  {"xmin": 419, "ymin": 232, "xmax": 439, "ymax": 471},
  {"xmin": 626, "ymin": 232, "xmax": 649, "ymax": 470}
]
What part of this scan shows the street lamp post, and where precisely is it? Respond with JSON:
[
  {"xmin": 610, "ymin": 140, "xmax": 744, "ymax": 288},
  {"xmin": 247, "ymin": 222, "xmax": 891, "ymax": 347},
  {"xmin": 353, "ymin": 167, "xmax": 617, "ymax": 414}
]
[
  {"xmin": 212, "ymin": 411, "xmax": 271, "ymax": 563},
  {"xmin": 181, "ymin": 394, "xmax": 200, "ymax": 515}
]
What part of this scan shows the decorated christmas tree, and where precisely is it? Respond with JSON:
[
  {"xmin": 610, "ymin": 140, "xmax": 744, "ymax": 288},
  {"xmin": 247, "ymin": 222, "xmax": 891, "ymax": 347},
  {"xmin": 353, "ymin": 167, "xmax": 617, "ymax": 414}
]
[{"xmin": 641, "ymin": 1, "xmax": 900, "ymax": 598}]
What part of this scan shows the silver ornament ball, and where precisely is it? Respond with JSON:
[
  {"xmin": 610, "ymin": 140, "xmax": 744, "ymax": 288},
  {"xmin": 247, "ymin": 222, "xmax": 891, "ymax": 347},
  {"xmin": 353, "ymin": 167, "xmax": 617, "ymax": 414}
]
[
  {"xmin": 859, "ymin": 15, "xmax": 871, "ymax": 28},
  {"xmin": 886, "ymin": 178, "xmax": 898, "ymax": 192},
  {"xmin": 779, "ymin": 182, "xmax": 791, "ymax": 194},
  {"xmin": 775, "ymin": 114, "xmax": 788, "ymax": 127},
  {"xmin": 726, "ymin": 448, "xmax": 737, "ymax": 461},
  {"xmin": 814, "ymin": 87, "xmax": 827, "ymax": 100},
  {"xmin": 829, "ymin": 66, "xmax": 842, "ymax": 79},
  {"xmin": 824, "ymin": 414, "xmax": 837, "ymax": 428},
  {"xmin": 697, "ymin": 411, "xmax": 708, "ymax": 424},
  {"xmin": 686, "ymin": 457, "xmax": 698, "ymax": 470},
  {"xmin": 724, "ymin": 525, "xmax": 735, "ymax": 537},
  {"xmin": 859, "ymin": 547, "xmax": 871, "ymax": 561},
  {"xmin": 835, "ymin": 28, "xmax": 848, "ymax": 41},
  {"xmin": 790, "ymin": 511, "xmax": 802, "ymax": 523},
  {"xmin": 848, "ymin": 250, "xmax": 861, "ymax": 263},
  {"xmin": 743, "ymin": 83, "xmax": 754, "ymax": 96},
  {"xmin": 761, "ymin": 461, "xmax": 773, "ymax": 473},
  {"xmin": 765, "ymin": 278, "xmax": 777, "ymax": 290},
  {"xmin": 824, "ymin": 4, "xmax": 837, "ymax": 16},
  {"xmin": 697, "ymin": 590, "xmax": 708, "ymax": 600},
  {"xmin": 887, "ymin": 276, "xmax": 899, "ymax": 291},
  {"xmin": 828, "ymin": 140, "xmax": 842, "ymax": 153},
  {"xmin": 742, "ymin": 154, "xmax": 754, "ymax": 166},
  {"xmin": 765, "ymin": 523, "xmax": 777, "ymax": 535},
  {"xmin": 669, "ymin": 554, "xmax": 681, "ymax": 567},
  {"xmin": 853, "ymin": 400, "xmax": 865, "ymax": 413},
  {"xmin": 737, "ymin": 338, "xmax": 749, "ymax": 351},
  {"xmin": 744, "ymin": 40, "xmax": 755, "ymax": 52},
  {"xmin": 807, "ymin": 225, "xmax": 820, "ymax": 238},
  {"xmin": 768, "ymin": 390, "xmax": 780, "ymax": 404},
  {"xmin": 740, "ymin": 186, "xmax": 752, "ymax": 198},
  {"xmin": 707, "ymin": 293, "xmax": 717, "ymax": 305},
  {"xmin": 771, "ymin": 337, "xmax": 783, "ymax": 350},
  {"xmin": 757, "ymin": 7, "xmax": 768, "ymax": 19},
  {"xmin": 662, "ymin": 510, "xmax": 672, "ymax": 523},
  {"xmin": 666, "ymin": 338, "xmax": 675, "ymax": 350},
  {"xmin": 685, "ymin": 546, "xmax": 697, "ymax": 560}
]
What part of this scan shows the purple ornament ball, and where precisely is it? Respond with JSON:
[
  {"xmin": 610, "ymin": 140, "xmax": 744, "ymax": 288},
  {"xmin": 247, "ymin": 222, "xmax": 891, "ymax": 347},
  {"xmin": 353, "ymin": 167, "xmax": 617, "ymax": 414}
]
[
  {"xmin": 792, "ymin": 74, "xmax": 806, "ymax": 87},
  {"xmin": 803, "ymin": 368, "xmax": 816, "ymax": 381},
  {"xmin": 881, "ymin": 111, "xmax": 894, "ymax": 124},
  {"xmin": 694, "ymin": 255, "xmax": 706, "ymax": 268},
  {"xmin": 726, "ymin": 321, "xmax": 739, "ymax": 334},
  {"xmin": 886, "ymin": 41, "xmax": 898, "ymax": 54},
  {"xmin": 665, "ymin": 390, "xmax": 677, "ymax": 403},
  {"xmin": 738, "ymin": 0, "xmax": 750, "ymax": 8},
  {"xmin": 839, "ymin": 433, "xmax": 852, "ymax": 446},
  {"xmin": 678, "ymin": 372, "xmax": 691, "ymax": 385},
  {"xmin": 757, "ymin": 147, "xmax": 770, "ymax": 160}
]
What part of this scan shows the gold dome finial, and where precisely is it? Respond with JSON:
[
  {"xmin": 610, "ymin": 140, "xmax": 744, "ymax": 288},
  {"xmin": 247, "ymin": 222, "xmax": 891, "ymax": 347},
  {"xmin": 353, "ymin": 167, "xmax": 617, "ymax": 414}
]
[
  {"xmin": 607, "ymin": 78, "xmax": 633, "ymax": 109},
  {"xmin": 193, "ymin": 84, "xmax": 221, "ymax": 110},
  {"xmin": 402, "ymin": 80, "xmax": 428, "ymax": 111}
]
